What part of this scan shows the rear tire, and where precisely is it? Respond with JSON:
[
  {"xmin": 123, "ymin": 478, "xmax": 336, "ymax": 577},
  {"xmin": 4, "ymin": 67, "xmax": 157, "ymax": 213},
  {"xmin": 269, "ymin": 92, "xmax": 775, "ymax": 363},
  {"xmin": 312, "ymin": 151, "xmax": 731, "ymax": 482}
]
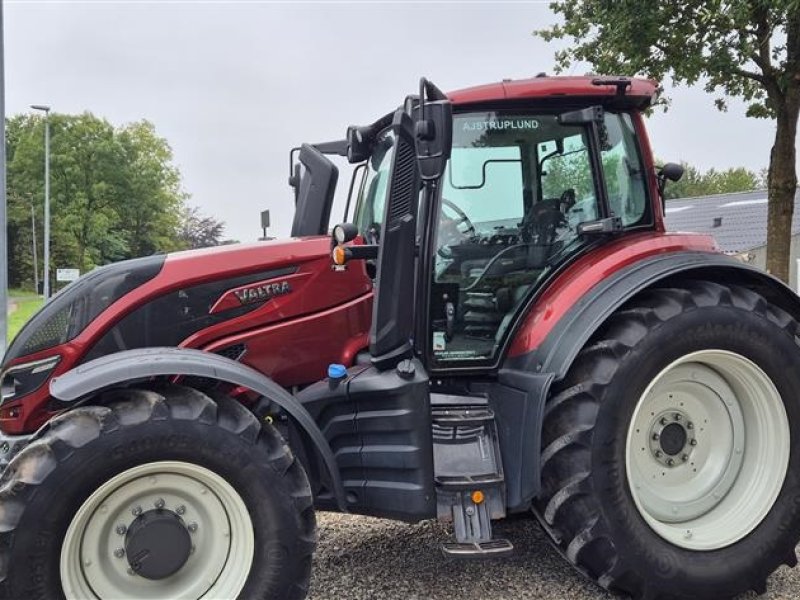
[
  {"xmin": 0, "ymin": 384, "xmax": 316, "ymax": 599},
  {"xmin": 534, "ymin": 280, "xmax": 800, "ymax": 599}
]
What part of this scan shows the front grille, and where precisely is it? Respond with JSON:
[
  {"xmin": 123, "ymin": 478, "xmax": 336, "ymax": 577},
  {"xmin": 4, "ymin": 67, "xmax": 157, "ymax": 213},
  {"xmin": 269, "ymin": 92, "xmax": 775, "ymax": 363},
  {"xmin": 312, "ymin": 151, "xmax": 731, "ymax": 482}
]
[{"xmin": 214, "ymin": 343, "xmax": 247, "ymax": 362}]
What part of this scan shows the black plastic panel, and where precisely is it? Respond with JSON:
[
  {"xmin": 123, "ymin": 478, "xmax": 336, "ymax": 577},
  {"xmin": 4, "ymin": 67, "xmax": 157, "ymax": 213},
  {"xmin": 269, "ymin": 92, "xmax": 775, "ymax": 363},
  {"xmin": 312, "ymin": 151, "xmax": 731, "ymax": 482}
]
[
  {"xmin": 81, "ymin": 267, "xmax": 295, "ymax": 363},
  {"xmin": 369, "ymin": 112, "xmax": 420, "ymax": 367},
  {"xmin": 297, "ymin": 358, "xmax": 435, "ymax": 521},
  {"xmin": 291, "ymin": 144, "xmax": 339, "ymax": 237}
]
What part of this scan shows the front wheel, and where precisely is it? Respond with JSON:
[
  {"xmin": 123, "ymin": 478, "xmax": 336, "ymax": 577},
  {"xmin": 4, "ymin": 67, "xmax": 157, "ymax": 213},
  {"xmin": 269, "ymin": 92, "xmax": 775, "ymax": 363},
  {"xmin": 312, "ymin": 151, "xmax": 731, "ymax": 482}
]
[
  {"xmin": 0, "ymin": 385, "xmax": 316, "ymax": 600},
  {"xmin": 535, "ymin": 280, "xmax": 800, "ymax": 599}
]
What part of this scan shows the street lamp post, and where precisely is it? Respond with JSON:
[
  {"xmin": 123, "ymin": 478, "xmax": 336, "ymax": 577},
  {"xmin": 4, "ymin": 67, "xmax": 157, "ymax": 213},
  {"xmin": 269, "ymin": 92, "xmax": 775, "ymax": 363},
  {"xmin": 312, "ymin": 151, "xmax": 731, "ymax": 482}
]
[
  {"xmin": 31, "ymin": 204, "xmax": 38, "ymax": 292},
  {"xmin": 1, "ymin": 1, "xmax": 7, "ymax": 356},
  {"xmin": 30, "ymin": 105, "xmax": 50, "ymax": 300}
]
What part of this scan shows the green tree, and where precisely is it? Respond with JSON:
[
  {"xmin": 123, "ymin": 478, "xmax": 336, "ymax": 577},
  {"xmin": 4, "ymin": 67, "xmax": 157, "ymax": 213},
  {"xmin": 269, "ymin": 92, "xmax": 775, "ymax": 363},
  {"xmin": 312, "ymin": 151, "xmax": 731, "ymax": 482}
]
[
  {"xmin": 178, "ymin": 206, "xmax": 226, "ymax": 249},
  {"xmin": 114, "ymin": 121, "xmax": 186, "ymax": 258},
  {"xmin": 5, "ymin": 112, "xmax": 208, "ymax": 289},
  {"xmin": 537, "ymin": 0, "xmax": 800, "ymax": 282}
]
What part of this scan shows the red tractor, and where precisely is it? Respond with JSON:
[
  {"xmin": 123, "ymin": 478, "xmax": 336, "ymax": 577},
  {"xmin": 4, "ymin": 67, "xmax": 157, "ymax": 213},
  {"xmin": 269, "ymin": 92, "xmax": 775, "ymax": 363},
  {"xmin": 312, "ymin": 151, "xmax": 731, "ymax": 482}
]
[{"xmin": 1, "ymin": 76, "xmax": 799, "ymax": 600}]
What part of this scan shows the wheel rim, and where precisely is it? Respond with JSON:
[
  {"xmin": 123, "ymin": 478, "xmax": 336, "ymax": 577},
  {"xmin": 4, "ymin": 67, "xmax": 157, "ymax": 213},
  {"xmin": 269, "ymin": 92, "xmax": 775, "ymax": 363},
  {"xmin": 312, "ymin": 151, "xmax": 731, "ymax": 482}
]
[
  {"xmin": 626, "ymin": 350, "xmax": 790, "ymax": 551},
  {"xmin": 61, "ymin": 461, "xmax": 254, "ymax": 599}
]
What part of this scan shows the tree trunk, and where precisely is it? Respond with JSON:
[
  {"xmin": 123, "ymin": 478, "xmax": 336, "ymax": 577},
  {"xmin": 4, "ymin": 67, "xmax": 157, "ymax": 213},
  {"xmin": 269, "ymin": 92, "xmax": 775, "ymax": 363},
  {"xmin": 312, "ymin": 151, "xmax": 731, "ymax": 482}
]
[{"xmin": 765, "ymin": 102, "xmax": 800, "ymax": 283}]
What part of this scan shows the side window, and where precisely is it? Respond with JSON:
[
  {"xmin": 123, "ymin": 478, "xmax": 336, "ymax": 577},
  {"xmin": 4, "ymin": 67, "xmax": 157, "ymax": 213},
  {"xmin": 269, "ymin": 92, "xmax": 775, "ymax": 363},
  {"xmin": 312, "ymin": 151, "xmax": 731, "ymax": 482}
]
[
  {"xmin": 354, "ymin": 131, "xmax": 395, "ymax": 241},
  {"xmin": 539, "ymin": 133, "xmax": 599, "ymax": 229},
  {"xmin": 601, "ymin": 113, "xmax": 649, "ymax": 226}
]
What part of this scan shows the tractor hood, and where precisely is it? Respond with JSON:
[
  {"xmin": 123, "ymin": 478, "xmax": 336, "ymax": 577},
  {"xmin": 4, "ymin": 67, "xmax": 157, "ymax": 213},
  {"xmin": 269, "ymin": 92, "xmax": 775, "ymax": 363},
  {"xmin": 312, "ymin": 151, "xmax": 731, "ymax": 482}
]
[{"xmin": 2, "ymin": 235, "xmax": 371, "ymax": 369}]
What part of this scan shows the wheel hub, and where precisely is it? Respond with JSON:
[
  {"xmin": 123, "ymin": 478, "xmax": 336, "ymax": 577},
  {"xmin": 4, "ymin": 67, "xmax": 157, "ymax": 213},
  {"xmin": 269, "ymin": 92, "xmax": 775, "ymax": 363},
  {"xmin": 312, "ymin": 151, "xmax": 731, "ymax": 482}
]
[
  {"xmin": 125, "ymin": 509, "xmax": 192, "ymax": 580},
  {"xmin": 648, "ymin": 410, "xmax": 695, "ymax": 467}
]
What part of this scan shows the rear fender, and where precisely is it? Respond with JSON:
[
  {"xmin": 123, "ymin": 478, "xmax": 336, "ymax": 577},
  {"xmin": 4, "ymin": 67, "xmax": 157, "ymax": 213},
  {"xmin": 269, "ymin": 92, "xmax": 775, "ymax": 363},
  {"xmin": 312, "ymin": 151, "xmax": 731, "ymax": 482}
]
[
  {"xmin": 502, "ymin": 251, "xmax": 800, "ymax": 505},
  {"xmin": 506, "ymin": 251, "xmax": 800, "ymax": 377},
  {"xmin": 49, "ymin": 346, "xmax": 347, "ymax": 510}
]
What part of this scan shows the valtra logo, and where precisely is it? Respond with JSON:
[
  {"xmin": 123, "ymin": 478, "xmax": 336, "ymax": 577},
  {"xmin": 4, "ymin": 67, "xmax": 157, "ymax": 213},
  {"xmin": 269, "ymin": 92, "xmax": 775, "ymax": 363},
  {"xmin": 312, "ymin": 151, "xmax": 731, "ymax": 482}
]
[{"xmin": 233, "ymin": 281, "xmax": 292, "ymax": 305}]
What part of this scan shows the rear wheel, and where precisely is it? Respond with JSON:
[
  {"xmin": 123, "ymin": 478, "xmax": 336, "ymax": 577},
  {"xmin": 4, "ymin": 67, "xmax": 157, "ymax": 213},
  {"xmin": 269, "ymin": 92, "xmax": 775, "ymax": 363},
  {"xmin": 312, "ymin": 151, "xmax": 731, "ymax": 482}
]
[
  {"xmin": 534, "ymin": 281, "xmax": 800, "ymax": 599},
  {"xmin": 0, "ymin": 384, "xmax": 316, "ymax": 600}
]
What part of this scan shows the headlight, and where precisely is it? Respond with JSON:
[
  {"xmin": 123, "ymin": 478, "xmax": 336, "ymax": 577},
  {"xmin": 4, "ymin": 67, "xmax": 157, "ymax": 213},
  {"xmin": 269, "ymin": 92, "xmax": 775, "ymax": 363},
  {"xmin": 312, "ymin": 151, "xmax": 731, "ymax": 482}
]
[{"xmin": 0, "ymin": 356, "xmax": 61, "ymax": 404}]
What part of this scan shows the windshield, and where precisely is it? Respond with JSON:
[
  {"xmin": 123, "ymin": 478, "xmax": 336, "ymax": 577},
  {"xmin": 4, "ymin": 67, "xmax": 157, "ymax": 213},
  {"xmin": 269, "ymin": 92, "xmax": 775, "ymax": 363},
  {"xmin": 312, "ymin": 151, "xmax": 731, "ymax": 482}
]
[{"xmin": 429, "ymin": 110, "xmax": 649, "ymax": 365}]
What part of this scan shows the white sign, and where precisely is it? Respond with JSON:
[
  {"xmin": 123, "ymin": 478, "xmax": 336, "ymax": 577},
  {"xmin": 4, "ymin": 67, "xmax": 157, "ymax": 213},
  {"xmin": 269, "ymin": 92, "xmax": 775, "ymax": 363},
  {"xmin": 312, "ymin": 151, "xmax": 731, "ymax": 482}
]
[{"xmin": 56, "ymin": 268, "xmax": 80, "ymax": 282}]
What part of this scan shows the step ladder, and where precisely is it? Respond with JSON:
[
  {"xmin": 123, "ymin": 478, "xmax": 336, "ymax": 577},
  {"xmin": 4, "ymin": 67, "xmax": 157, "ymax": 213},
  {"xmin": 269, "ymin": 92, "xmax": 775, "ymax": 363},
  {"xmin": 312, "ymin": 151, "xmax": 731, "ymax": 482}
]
[{"xmin": 432, "ymin": 402, "xmax": 514, "ymax": 558}]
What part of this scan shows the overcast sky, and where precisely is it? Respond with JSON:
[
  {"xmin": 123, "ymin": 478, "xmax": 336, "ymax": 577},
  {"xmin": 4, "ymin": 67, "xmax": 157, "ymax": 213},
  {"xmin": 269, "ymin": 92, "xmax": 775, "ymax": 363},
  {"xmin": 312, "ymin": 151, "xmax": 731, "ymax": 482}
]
[{"xmin": 5, "ymin": 0, "xmax": 780, "ymax": 242}]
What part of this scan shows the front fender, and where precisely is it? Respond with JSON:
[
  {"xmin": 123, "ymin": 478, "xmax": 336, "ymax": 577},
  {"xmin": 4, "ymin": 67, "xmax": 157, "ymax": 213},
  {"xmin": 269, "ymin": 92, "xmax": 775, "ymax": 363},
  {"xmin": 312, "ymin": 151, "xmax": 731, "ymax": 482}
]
[{"xmin": 50, "ymin": 346, "xmax": 347, "ymax": 510}]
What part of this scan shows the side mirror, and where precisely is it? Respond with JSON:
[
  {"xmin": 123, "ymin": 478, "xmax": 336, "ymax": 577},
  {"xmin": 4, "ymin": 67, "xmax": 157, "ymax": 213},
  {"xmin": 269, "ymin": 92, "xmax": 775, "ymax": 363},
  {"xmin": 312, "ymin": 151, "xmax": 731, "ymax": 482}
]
[
  {"xmin": 414, "ymin": 78, "xmax": 452, "ymax": 182},
  {"xmin": 347, "ymin": 125, "xmax": 373, "ymax": 163},
  {"xmin": 660, "ymin": 162, "xmax": 684, "ymax": 183},
  {"xmin": 657, "ymin": 162, "xmax": 684, "ymax": 197}
]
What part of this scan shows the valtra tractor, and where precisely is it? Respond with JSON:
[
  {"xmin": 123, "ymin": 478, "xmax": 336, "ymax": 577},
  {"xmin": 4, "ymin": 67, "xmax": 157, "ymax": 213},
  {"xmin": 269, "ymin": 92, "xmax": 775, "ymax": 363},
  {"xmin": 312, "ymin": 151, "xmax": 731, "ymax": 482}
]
[{"xmin": 1, "ymin": 75, "xmax": 800, "ymax": 600}]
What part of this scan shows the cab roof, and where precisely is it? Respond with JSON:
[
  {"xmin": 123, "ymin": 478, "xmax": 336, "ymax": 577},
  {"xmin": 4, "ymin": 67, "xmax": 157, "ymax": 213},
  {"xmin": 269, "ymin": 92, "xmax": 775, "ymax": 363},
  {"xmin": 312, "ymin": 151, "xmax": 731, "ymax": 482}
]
[{"xmin": 447, "ymin": 75, "xmax": 660, "ymax": 109}]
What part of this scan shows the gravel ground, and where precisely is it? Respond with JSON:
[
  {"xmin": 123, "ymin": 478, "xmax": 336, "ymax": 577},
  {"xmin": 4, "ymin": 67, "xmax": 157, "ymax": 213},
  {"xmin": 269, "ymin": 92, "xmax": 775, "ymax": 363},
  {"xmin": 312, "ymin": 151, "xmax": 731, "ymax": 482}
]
[{"xmin": 310, "ymin": 513, "xmax": 800, "ymax": 600}]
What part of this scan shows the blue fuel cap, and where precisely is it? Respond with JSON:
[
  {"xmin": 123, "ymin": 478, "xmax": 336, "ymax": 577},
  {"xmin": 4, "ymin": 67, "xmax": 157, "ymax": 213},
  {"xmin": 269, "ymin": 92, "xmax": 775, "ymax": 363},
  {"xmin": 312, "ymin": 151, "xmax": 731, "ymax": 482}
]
[{"xmin": 328, "ymin": 364, "xmax": 347, "ymax": 380}]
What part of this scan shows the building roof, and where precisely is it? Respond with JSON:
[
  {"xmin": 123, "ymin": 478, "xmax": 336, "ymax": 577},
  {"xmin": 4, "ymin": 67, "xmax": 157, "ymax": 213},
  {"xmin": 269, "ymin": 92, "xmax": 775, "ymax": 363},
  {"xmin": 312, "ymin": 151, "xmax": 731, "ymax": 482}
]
[
  {"xmin": 665, "ymin": 189, "xmax": 800, "ymax": 254},
  {"xmin": 447, "ymin": 76, "xmax": 659, "ymax": 108}
]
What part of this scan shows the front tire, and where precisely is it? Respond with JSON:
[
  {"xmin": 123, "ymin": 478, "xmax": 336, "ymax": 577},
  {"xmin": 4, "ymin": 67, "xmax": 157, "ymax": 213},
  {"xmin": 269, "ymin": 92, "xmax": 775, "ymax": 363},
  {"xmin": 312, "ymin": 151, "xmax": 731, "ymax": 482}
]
[
  {"xmin": 0, "ymin": 384, "xmax": 316, "ymax": 599},
  {"xmin": 534, "ymin": 280, "xmax": 800, "ymax": 599}
]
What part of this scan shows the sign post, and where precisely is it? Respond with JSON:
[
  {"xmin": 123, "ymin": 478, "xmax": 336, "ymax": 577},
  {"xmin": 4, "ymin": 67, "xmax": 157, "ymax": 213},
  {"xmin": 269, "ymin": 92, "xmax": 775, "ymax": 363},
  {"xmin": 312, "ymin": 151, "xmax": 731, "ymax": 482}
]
[{"xmin": 260, "ymin": 209, "xmax": 271, "ymax": 240}]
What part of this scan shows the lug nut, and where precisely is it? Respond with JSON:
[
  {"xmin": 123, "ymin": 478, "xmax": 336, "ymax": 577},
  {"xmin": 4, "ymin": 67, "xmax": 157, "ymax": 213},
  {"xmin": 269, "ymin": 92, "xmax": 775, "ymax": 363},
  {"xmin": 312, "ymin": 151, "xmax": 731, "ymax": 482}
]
[
  {"xmin": 131, "ymin": 506, "xmax": 142, "ymax": 517},
  {"xmin": 187, "ymin": 522, "xmax": 198, "ymax": 533},
  {"xmin": 687, "ymin": 422, "xmax": 694, "ymax": 430},
  {"xmin": 127, "ymin": 568, "xmax": 136, "ymax": 576},
  {"xmin": 690, "ymin": 439, "xmax": 698, "ymax": 446},
  {"xmin": 674, "ymin": 413, "xmax": 682, "ymax": 421},
  {"xmin": 652, "ymin": 433, "xmax": 660, "ymax": 441},
  {"xmin": 114, "ymin": 548, "xmax": 125, "ymax": 559},
  {"xmin": 154, "ymin": 498, "xmax": 165, "ymax": 510},
  {"xmin": 682, "ymin": 454, "xmax": 689, "ymax": 462},
  {"xmin": 176, "ymin": 505, "xmax": 186, "ymax": 515},
  {"xmin": 667, "ymin": 458, "xmax": 675, "ymax": 466},
  {"xmin": 660, "ymin": 418, "xmax": 668, "ymax": 426},
  {"xmin": 115, "ymin": 524, "xmax": 127, "ymax": 535},
  {"xmin": 655, "ymin": 450, "xmax": 663, "ymax": 458}
]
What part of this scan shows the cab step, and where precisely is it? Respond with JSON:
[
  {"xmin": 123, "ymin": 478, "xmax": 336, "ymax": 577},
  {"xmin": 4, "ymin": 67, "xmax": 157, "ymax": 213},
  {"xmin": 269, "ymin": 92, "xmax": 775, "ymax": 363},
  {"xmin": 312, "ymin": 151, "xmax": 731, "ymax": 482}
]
[
  {"xmin": 442, "ymin": 539, "xmax": 515, "ymax": 558},
  {"xmin": 432, "ymin": 400, "xmax": 513, "ymax": 559}
]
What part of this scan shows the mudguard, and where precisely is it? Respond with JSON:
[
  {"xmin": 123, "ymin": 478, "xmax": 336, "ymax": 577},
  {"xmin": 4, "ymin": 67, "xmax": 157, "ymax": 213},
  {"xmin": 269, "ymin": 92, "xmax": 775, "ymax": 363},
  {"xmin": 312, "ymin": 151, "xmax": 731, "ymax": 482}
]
[
  {"xmin": 49, "ymin": 346, "xmax": 347, "ymax": 510},
  {"xmin": 502, "ymin": 250, "xmax": 800, "ymax": 506},
  {"xmin": 507, "ymin": 251, "xmax": 800, "ymax": 377}
]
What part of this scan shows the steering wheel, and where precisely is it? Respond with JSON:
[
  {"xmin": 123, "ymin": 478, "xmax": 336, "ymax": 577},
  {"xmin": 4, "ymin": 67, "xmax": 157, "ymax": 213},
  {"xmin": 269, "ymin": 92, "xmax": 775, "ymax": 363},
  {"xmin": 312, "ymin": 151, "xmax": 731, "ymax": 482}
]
[{"xmin": 441, "ymin": 198, "xmax": 476, "ymax": 237}]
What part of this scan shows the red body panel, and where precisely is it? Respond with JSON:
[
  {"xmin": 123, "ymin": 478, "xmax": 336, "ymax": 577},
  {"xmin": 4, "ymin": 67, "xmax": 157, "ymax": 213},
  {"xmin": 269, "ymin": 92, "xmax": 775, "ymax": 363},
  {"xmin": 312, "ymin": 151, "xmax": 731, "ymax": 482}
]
[
  {"xmin": 507, "ymin": 232, "xmax": 718, "ymax": 357},
  {"xmin": 1, "ymin": 236, "xmax": 373, "ymax": 432},
  {"xmin": 202, "ymin": 293, "xmax": 372, "ymax": 386},
  {"xmin": 448, "ymin": 76, "xmax": 659, "ymax": 106}
]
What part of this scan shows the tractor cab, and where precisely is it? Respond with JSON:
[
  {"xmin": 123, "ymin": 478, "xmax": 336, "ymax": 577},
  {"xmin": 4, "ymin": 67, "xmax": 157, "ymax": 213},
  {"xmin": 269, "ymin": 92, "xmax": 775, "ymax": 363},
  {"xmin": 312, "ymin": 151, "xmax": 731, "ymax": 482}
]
[
  {"xmin": 334, "ymin": 79, "xmax": 659, "ymax": 369},
  {"xmin": 296, "ymin": 77, "xmax": 665, "ymax": 555}
]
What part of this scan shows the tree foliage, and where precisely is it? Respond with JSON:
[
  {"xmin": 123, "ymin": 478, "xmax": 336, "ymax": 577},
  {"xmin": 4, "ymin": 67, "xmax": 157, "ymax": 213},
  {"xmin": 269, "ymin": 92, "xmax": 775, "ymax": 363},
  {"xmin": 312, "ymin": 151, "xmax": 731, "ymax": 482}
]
[
  {"xmin": 537, "ymin": 0, "xmax": 800, "ymax": 281},
  {"xmin": 178, "ymin": 206, "xmax": 227, "ymax": 250},
  {"xmin": 662, "ymin": 162, "xmax": 762, "ymax": 199},
  {"xmin": 6, "ymin": 113, "xmax": 227, "ymax": 290}
]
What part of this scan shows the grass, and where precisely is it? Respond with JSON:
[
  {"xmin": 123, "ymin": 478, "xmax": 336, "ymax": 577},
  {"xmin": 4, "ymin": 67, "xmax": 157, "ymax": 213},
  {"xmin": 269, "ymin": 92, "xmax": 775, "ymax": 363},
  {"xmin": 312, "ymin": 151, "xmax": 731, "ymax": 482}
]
[{"xmin": 7, "ymin": 293, "xmax": 44, "ymax": 342}]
